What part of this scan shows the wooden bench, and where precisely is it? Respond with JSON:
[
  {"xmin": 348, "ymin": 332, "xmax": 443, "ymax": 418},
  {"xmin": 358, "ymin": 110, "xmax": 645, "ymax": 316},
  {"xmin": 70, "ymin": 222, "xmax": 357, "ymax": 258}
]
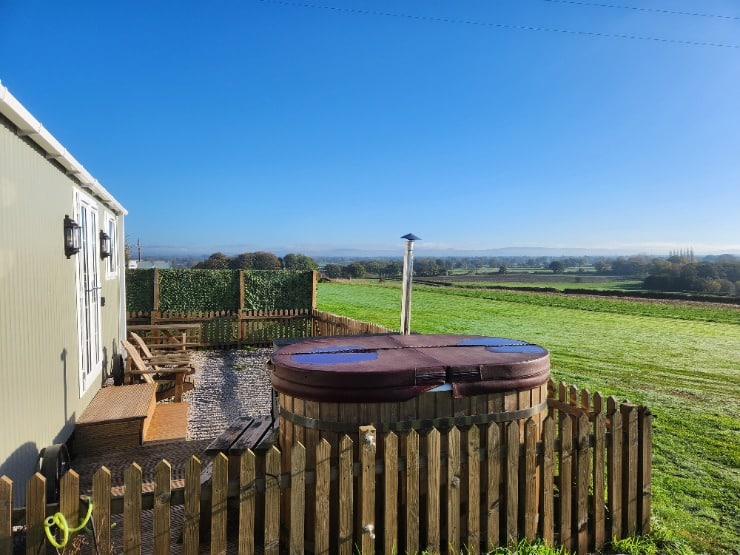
[
  {"xmin": 129, "ymin": 332, "xmax": 193, "ymax": 365},
  {"xmin": 199, "ymin": 415, "xmax": 278, "ymax": 539},
  {"xmin": 202, "ymin": 415, "xmax": 278, "ymax": 485},
  {"xmin": 127, "ymin": 323, "xmax": 201, "ymax": 351},
  {"xmin": 205, "ymin": 415, "xmax": 277, "ymax": 458},
  {"xmin": 122, "ymin": 339, "xmax": 194, "ymax": 402}
]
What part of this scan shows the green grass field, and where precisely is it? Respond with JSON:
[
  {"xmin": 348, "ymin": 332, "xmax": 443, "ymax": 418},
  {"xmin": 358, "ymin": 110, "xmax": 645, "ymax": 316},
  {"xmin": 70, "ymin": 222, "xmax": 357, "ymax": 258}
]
[
  {"xmin": 316, "ymin": 281, "xmax": 740, "ymax": 554},
  {"xmin": 435, "ymin": 280, "xmax": 644, "ymax": 292}
]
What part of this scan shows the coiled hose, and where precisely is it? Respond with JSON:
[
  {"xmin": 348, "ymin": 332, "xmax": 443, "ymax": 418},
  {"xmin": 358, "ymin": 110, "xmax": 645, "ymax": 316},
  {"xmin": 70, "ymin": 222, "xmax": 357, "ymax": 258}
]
[{"xmin": 43, "ymin": 498, "xmax": 93, "ymax": 549}]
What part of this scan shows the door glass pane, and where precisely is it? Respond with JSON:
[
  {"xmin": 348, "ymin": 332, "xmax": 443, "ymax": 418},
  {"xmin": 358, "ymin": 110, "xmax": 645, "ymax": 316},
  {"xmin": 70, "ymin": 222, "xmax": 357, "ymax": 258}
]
[{"xmin": 77, "ymin": 198, "xmax": 102, "ymax": 394}]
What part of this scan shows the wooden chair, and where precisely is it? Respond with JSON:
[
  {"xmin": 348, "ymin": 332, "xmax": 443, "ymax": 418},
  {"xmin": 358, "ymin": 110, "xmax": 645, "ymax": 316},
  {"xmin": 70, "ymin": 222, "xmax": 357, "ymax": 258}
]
[
  {"xmin": 121, "ymin": 340, "xmax": 195, "ymax": 402},
  {"xmin": 129, "ymin": 332, "xmax": 192, "ymax": 368}
]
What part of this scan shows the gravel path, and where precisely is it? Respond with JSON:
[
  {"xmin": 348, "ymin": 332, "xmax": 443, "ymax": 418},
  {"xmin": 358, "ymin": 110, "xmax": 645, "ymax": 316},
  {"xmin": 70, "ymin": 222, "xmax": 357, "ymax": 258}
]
[{"xmin": 184, "ymin": 348, "xmax": 274, "ymax": 440}]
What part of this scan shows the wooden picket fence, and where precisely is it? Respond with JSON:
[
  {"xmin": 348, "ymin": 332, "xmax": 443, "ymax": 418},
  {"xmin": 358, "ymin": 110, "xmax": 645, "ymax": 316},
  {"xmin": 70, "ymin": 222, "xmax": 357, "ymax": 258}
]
[
  {"xmin": 1, "ymin": 381, "xmax": 651, "ymax": 555},
  {"xmin": 126, "ymin": 309, "xmax": 395, "ymax": 348},
  {"xmin": 309, "ymin": 310, "xmax": 395, "ymax": 338}
]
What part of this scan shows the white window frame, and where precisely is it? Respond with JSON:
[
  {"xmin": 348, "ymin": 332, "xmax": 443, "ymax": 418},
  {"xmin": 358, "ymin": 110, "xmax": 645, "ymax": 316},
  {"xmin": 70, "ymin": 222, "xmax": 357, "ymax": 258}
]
[{"xmin": 104, "ymin": 212, "xmax": 118, "ymax": 279}]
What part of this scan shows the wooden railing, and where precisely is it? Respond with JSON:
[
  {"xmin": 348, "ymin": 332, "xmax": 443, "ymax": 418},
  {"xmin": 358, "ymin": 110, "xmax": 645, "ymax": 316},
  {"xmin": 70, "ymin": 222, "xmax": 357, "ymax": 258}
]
[
  {"xmin": 1, "ymin": 382, "xmax": 651, "ymax": 555},
  {"xmin": 127, "ymin": 309, "xmax": 395, "ymax": 348}
]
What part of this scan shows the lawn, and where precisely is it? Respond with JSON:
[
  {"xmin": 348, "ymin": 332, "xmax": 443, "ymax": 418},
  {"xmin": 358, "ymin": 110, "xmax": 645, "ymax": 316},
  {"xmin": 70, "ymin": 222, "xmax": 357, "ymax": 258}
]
[
  {"xmin": 435, "ymin": 279, "xmax": 643, "ymax": 292},
  {"xmin": 316, "ymin": 281, "xmax": 740, "ymax": 554}
]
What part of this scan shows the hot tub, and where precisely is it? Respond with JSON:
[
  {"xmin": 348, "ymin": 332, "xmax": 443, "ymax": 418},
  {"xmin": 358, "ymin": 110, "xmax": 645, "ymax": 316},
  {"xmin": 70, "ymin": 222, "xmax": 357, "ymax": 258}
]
[
  {"xmin": 271, "ymin": 333, "xmax": 550, "ymax": 454},
  {"xmin": 270, "ymin": 333, "xmax": 551, "ymax": 550}
]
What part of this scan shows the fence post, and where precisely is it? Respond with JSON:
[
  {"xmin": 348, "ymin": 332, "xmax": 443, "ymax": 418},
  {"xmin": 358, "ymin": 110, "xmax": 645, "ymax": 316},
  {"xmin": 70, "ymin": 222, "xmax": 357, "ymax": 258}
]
[
  {"xmin": 123, "ymin": 463, "xmax": 143, "ymax": 554},
  {"xmin": 182, "ymin": 456, "xmax": 201, "ymax": 555},
  {"xmin": 447, "ymin": 427, "xmax": 461, "ymax": 553},
  {"xmin": 154, "ymin": 460, "xmax": 172, "ymax": 554},
  {"xmin": 384, "ymin": 432, "xmax": 399, "ymax": 555},
  {"xmin": 638, "ymin": 407, "xmax": 653, "ymax": 534},
  {"xmin": 264, "ymin": 447, "xmax": 281, "ymax": 555},
  {"xmin": 558, "ymin": 381, "xmax": 568, "ymax": 410},
  {"xmin": 0, "ymin": 477, "xmax": 13, "ymax": 555},
  {"xmin": 26, "ymin": 474, "xmax": 46, "ymax": 555},
  {"xmin": 405, "ymin": 429, "xmax": 420, "ymax": 555},
  {"xmin": 576, "ymin": 413, "xmax": 590, "ymax": 555},
  {"xmin": 238, "ymin": 451, "xmax": 256, "ymax": 555},
  {"xmin": 59, "ymin": 470, "xmax": 80, "ymax": 532},
  {"xmin": 239, "ymin": 270, "xmax": 245, "ymax": 311},
  {"xmin": 210, "ymin": 454, "xmax": 228, "ymax": 553},
  {"xmin": 505, "ymin": 422, "xmax": 519, "ymax": 546},
  {"xmin": 89, "ymin": 469, "xmax": 111, "ymax": 554},
  {"xmin": 359, "ymin": 425, "xmax": 376, "ymax": 555},
  {"xmin": 425, "ymin": 428, "xmax": 440, "ymax": 554},
  {"xmin": 621, "ymin": 404, "xmax": 638, "ymax": 537},
  {"xmin": 486, "ymin": 423, "xmax": 501, "ymax": 548},
  {"xmin": 467, "ymin": 424, "xmax": 481, "ymax": 550},
  {"xmin": 315, "ymin": 440, "xmax": 331, "ymax": 555},
  {"xmin": 559, "ymin": 413, "xmax": 573, "ymax": 551},
  {"xmin": 593, "ymin": 410, "xmax": 607, "ymax": 550},
  {"xmin": 153, "ymin": 268, "xmax": 160, "ymax": 315},
  {"xmin": 540, "ymin": 417, "xmax": 555, "ymax": 546},
  {"xmin": 290, "ymin": 443, "xmax": 306, "ymax": 555},
  {"xmin": 607, "ymin": 397, "xmax": 622, "ymax": 540},
  {"xmin": 338, "ymin": 436, "xmax": 354, "ymax": 555},
  {"xmin": 523, "ymin": 419, "xmax": 538, "ymax": 540},
  {"xmin": 311, "ymin": 270, "xmax": 318, "ymax": 309}
]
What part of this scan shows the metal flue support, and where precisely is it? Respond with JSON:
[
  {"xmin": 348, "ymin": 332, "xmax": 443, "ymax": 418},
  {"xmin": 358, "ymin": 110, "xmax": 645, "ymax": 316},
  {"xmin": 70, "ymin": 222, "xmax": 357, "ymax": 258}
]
[{"xmin": 400, "ymin": 233, "xmax": 420, "ymax": 335}]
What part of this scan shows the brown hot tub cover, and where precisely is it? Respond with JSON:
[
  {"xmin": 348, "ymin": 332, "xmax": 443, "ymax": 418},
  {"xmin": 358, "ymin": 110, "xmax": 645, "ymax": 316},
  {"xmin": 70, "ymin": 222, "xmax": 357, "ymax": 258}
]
[{"xmin": 270, "ymin": 334, "xmax": 549, "ymax": 402}]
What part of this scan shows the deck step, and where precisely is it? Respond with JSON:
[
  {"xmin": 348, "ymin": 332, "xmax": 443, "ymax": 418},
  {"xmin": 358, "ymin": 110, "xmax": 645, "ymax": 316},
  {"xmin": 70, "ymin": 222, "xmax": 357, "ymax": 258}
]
[
  {"xmin": 144, "ymin": 402, "xmax": 189, "ymax": 443},
  {"xmin": 73, "ymin": 383, "xmax": 157, "ymax": 455}
]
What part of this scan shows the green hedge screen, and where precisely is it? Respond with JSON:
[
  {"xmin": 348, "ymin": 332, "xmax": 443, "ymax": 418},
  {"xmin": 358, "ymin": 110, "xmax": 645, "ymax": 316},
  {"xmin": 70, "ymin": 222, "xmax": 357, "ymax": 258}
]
[{"xmin": 126, "ymin": 269, "xmax": 314, "ymax": 312}]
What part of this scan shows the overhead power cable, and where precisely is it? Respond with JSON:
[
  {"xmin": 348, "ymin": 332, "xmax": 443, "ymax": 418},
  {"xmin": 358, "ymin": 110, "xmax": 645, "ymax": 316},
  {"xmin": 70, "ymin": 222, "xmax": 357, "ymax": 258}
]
[
  {"xmin": 256, "ymin": 0, "xmax": 740, "ymax": 49},
  {"xmin": 540, "ymin": 0, "xmax": 740, "ymax": 21}
]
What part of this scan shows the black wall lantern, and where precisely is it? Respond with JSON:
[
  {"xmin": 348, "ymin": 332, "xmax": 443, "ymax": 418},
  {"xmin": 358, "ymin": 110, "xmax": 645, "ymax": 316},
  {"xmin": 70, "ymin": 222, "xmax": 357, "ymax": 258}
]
[
  {"xmin": 63, "ymin": 215, "xmax": 81, "ymax": 258},
  {"xmin": 100, "ymin": 230, "xmax": 111, "ymax": 259}
]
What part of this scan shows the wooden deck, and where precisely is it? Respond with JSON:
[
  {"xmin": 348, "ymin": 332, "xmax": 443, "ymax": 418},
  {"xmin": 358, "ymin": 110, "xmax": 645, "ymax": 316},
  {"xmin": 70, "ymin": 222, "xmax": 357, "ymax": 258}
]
[
  {"xmin": 74, "ymin": 383, "xmax": 157, "ymax": 454},
  {"xmin": 73, "ymin": 384, "xmax": 189, "ymax": 455},
  {"xmin": 145, "ymin": 401, "xmax": 188, "ymax": 442}
]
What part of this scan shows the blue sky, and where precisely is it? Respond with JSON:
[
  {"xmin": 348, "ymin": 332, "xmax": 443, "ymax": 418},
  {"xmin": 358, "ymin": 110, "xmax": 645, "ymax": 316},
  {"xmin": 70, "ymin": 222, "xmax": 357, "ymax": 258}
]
[{"xmin": 2, "ymin": 1, "xmax": 739, "ymax": 257}]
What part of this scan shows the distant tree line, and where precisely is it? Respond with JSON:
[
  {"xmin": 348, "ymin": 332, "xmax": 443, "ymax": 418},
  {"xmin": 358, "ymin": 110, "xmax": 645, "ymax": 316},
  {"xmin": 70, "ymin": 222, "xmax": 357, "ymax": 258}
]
[
  {"xmin": 321, "ymin": 254, "xmax": 739, "ymax": 297},
  {"xmin": 193, "ymin": 251, "xmax": 318, "ymax": 271},
  {"xmin": 322, "ymin": 256, "xmax": 607, "ymax": 279},
  {"xmin": 591, "ymin": 254, "xmax": 738, "ymax": 296},
  {"xmin": 643, "ymin": 256, "xmax": 739, "ymax": 297},
  {"xmin": 191, "ymin": 251, "xmax": 739, "ymax": 297},
  {"xmin": 322, "ymin": 258, "xmax": 458, "ymax": 280}
]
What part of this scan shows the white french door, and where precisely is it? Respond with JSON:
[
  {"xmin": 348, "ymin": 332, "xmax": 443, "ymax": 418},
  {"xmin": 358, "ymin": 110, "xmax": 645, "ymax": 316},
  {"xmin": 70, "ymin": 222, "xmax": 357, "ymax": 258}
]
[{"xmin": 76, "ymin": 193, "xmax": 103, "ymax": 394}]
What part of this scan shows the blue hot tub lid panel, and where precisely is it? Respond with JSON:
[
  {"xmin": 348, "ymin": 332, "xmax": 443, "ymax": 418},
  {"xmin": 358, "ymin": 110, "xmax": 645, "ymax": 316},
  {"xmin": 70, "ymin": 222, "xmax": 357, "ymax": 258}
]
[
  {"xmin": 270, "ymin": 334, "xmax": 550, "ymax": 402},
  {"xmin": 290, "ymin": 346, "xmax": 378, "ymax": 366}
]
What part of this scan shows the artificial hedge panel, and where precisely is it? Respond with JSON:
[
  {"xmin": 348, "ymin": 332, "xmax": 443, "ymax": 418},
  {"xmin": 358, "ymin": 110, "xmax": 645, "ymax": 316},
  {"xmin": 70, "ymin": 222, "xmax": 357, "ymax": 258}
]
[
  {"xmin": 158, "ymin": 269, "xmax": 240, "ymax": 311},
  {"xmin": 126, "ymin": 269, "xmax": 314, "ymax": 312},
  {"xmin": 126, "ymin": 269, "xmax": 155, "ymax": 312},
  {"xmin": 243, "ymin": 270, "xmax": 314, "ymax": 310}
]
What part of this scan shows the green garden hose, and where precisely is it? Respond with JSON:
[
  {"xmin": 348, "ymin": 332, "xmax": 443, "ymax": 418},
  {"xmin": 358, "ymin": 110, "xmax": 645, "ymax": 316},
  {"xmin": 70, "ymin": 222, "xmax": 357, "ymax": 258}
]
[{"xmin": 43, "ymin": 499, "xmax": 93, "ymax": 549}]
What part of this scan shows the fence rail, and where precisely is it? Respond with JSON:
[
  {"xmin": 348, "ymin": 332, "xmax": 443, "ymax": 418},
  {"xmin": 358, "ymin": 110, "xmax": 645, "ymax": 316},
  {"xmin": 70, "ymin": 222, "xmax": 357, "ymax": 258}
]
[
  {"xmin": 126, "ymin": 309, "xmax": 396, "ymax": 348},
  {"xmin": 2, "ymin": 382, "xmax": 651, "ymax": 555}
]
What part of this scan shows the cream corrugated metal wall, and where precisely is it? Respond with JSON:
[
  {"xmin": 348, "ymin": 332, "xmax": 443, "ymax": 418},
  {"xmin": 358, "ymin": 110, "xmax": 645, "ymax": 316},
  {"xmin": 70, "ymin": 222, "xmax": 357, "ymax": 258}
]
[{"xmin": 0, "ymin": 115, "xmax": 125, "ymax": 504}]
